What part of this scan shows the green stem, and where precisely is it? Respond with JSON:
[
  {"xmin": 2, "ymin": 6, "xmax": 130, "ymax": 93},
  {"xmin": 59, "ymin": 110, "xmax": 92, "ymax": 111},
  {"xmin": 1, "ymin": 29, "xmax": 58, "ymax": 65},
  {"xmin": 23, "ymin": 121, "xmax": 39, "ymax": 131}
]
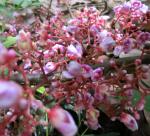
[
  {"xmin": 81, "ymin": 127, "xmax": 89, "ymax": 136},
  {"xmin": 46, "ymin": 113, "xmax": 49, "ymax": 136}
]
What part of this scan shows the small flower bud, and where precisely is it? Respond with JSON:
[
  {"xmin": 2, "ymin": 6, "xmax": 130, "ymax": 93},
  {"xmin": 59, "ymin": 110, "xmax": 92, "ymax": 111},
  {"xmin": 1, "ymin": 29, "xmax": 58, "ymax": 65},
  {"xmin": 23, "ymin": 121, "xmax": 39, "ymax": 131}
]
[
  {"xmin": 48, "ymin": 106, "xmax": 77, "ymax": 136},
  {"xmin": 120, "ymin": 112, "xmax": 138, "ymax": 131},
  {"xmin": 0, "ymin": 81, "xmax": 23, "ymax": 109},
  {"xmin": 141, "ymin": 65, "xmax": 149, "ymax": 73},
  {"xmin": 135, "ymin": 59, "xmax": 141, "ymax": 66}
]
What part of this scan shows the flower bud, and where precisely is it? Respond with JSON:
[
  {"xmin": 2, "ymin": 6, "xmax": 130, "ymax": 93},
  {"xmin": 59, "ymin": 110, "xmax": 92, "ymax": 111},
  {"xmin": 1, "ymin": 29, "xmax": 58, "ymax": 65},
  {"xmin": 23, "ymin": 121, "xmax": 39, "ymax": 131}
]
[
  {"xmin": 17, "ymin": 30, "xmax": 34, "ymax": 52},
  {"xmin": 67, "ymin": 43, "xmax": 83, "ymax": 59},
  {"xmin": 136, "ymin": 98, "xmax": 145, "ymax": 111},
  {"xmin": 0, "ymin": 81, "xmax": 23, "ymax": 109},
  {"xmin": 120, "ymin": 112, "xmax": 138, "ymax": 131},
  {"xmin": 0, "ymin": 43, "xmax": 8, "ymax": 65},
  {"xmin": 135, "ymin": 59, "xmax": 141, "ymax": 66},
  {"xmin": 141, "ymin": 65, "xmax": 149, "ymax": 73},
  {"xmin": 43, "ymin": 62, "xmax": 57, "ymax": 74},
  {"xmin": 48, "ymin": 106, "xmax": 77, "ymax": 136},
  {"xmin": 91, "ymin": 67, "xmax": 103, "ymax": 81},
  {"xmin": 67, "ymin": 61, "xmax": 82, "ymax": 76},
  {"xmin": 86, "ymin": 108, "xmax": 100, "ymax": 130}
]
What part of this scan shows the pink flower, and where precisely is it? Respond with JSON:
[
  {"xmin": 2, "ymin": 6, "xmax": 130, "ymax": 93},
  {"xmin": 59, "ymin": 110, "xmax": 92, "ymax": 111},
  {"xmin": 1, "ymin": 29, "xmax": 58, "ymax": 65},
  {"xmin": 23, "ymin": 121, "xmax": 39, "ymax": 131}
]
[
  {"xmin": 48, "ymin": 106, "xmax": 77, "ymax": 136},
  {"xmin": 43, "ymin": 62, "xmax": 57, "ymax": 74},
  {"xmin": 120, "ymin": 112, "xmax": 138, "ymax": 131},
  {"xmin": 86, "ymin": 108, "xmax": 100, "ymax": 130},
  {"xmin": 63, "ymin": 25, "xmax": 78, "ymax": 34},
  {"xmin": 0, "ymin": 81, "xmax": 23, "ymax": 109},
  {"xmin": 137, "ymin": 32, "xmax": 150, "ymax": 45},
  {"xmin": 91, "ymin": 68, "xmax": 103, "ymax": 81},
  {"xmin": 17, "ymin": 30, "xmax": 33, "ymax": 51},
  {"xmin": 18, "ymin": 29, "xmax": 30, "ymax": 41},
  {"xmin": 0, "ymin": 43, "xmax": 8, "ymax": 65},
  {"xmin": 131, "ymin": 0, "xmax": 142, "ymax": 10},
  {"xmin": 120, "ymin": 4, "xmax": 131, "ymax": 15},
  {"xmin": 62, "ymin": 71, "xmax": 74, "ymax": 79},
  {"xmin": 67, "ymin": 61, "xmax": 82, "ymax": 76},
  {"xmin": 24, "ymin": 59, "xmax": 32, "ymax": 69},
  {"xmin": 90, "ymin": 25, "xmax": 100, "ymax": 34},
  {"xmin": 67, "ymin": 43, "xmax": 83, "ymax": 59},
  {"xmin": 99, "ymin": 36, "xmax": 115, "ymax": 52},
  {"xmin": 140, "ymin": 4, "xmax": 148, "ymax": 13},
  {"xmin": 52, "ymin": 44, "xmax": 66, "ymax": 54},
  {"xmin": 113, "ymin": 46, "xmax": 123, "ymax": 56},
  {"xmin": 136, "ymin": 98, "xmax": 145, "ymax": 111},
  {"xmin": 81, "ymin": 64, "xmax": 93, "ymax": 78},
  {"xmin": 94, "ymin": 84, "xmax": 109, "ymax": 101},
  {"xmin": 123, "ymin": 38, "xmax": 134, "ymax": 53}
]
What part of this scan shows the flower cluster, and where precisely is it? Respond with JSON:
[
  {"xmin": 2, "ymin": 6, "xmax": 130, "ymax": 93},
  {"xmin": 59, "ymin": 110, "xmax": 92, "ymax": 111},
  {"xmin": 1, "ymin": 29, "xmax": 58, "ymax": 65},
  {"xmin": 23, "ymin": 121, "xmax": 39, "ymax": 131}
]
[{"xmin": 0, "ymin": 0, "xmax": 150, "ymax": 135}]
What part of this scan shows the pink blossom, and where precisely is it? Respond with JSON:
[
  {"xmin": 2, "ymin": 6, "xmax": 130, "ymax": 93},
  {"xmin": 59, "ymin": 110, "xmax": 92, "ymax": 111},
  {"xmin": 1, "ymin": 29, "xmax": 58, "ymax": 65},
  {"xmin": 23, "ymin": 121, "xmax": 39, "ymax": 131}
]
[
  {"xmin": 24, "ymin": 59, "xmax": 32, "ymax": 69},
  {"xmin": 0, "ymin": 43, "xmax": 8, "ymax": 65},
  {"xmin": 43, "ymin": 62, "xmax": 57, "ymax": 74},
  {"xmin": 67, "ymin": 61, "xmax": 82, "ymax": 76},
  {"xmin": 120, "ymin": 4, "xmax": 131, "ymax": 15},
  {"xmin": 48, "ymin": 106, "xmax": 77, "ymax": 136},
  {"xmin": 52, "ymin": 44, "xmax": 66, "ymax": 54},
  {"xmin": 131, "ymin": 0, "xmax": 148, "ymax": 13},
  {"xmin": 62, "ymin": 71, "xmax": 74, "ymax": 79},
  {"xmin": 91, "ymin": 67, "xmax": 103, "ymax": 81},
  {"xmin": 94, "ymin": 84, "xmax": 109, "ymax": 101},
  {"xmin": 123, "ymin": 38, "xmax": 134, "ymax": 53},
  {"xmin": 113, "ymin": 46, "xmax": 123, "ymax": 56},
  {"xmin": 120, "ymin": 112, "xmax": 138, "ymax": 131},
  {"xmin": 136, "ymin": 98, "xmax": 145, "ymax": 111},
  {"xmin": 0, "ymin": 81, "xmax": 23, "ymax": 109},
  {"xmin": 99, "ymin": 36, "xmax": 115, "ymax": 52},
  {"xmin": 67, "ymin": 43, "xmax": 83, "ymax": 59},
  {"xmin": 81, "ymin": 64, "xmax": 93, "ymax": 78},
  {"xmin": 18, "ymin": 29, "xmax": 30, "ymax": 41},
  {"xmin": 137, "ymin": 32, "xmax": 150, "ymax": 45},
  {"xmin": 98, "ymin": 30, "xmax": 109, "ymax": 39},
  {"xmin": 62, "ymin": 61, "xmax": 82, "ymax": 79},
  {"xmin": 17, "ymin": 29, "xmax": 33, "ymax": 51},
  {"xmin": 140, "ymin": 4, "xmax": 148, "ymax": 13},
  {"xmin": 63, "ymin": 25, "xmax": 78, "ymax": 34},
  {"xmin": 86, "ymin": 108, "xmax": 100, "ymax": 130},
  {"xmin": 90, "ymin": 25, "xmax": 100, "ymax": 34},
  {"xmin": 131, "ymin": 0, "xmax": 142, "ymax": 10}
]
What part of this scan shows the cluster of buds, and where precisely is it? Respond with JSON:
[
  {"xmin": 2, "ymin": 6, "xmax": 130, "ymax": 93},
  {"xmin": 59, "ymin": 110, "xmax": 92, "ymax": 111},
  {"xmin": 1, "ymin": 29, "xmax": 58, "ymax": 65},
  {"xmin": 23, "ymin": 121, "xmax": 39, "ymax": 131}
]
[{"xmin": 0, "ymin": 0, "xmax": 150, "ymax": 135}]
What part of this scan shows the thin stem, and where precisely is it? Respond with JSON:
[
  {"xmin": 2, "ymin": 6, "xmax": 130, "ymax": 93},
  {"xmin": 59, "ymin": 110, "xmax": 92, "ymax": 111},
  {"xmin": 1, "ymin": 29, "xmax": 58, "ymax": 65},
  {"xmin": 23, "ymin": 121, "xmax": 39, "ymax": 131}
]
[{"xmin": 81, "ymin": 127, "xmax": 89, "ymax": 136}]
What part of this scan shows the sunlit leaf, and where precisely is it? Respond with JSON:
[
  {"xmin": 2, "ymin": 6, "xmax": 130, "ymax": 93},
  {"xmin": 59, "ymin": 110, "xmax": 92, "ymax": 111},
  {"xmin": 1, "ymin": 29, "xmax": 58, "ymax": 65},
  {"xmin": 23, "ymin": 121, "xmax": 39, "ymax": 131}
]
[
  {"xmin": 3, "ymin": 36, "xmax": 17, "ymax": 48},
  {"xmin": 37, "ymin": 86, "xmax": 45, "ymax": 94}
]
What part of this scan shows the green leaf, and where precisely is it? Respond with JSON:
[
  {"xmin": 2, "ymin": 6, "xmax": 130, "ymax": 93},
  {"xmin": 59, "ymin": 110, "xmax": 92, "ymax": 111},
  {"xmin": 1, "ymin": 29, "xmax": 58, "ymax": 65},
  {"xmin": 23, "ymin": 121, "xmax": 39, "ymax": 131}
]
[
  {"xmin": 31, "ymin": 2, "xmax": 41, "ymax": 7},
  {"xmin": 37, "ymin": 86, "xmax": 45, "ymax": 94},
  {"xmin": 3, "ymin": 36, "xmax": 17, "ymax": 48},
  {"xmin": 0, "ymin": 0, "xmax": 7, "ymax": 6},
  {"xmin": 4, "ymin": 68, "xmax": 9, "ymax": 76},
  {"xmin": 145, "ymin": 95, "xmax": 150, "ymax": 112},
  {"xmin": 21, "ymin": 0, "xmax": 32, "ymax": 8},
  {"xmin": 132, "ymin": 90, "xmax": 141, "ymax": 106},
  {"xmin": 12, "ymin": 0, "xmax": 24, "ymax": 5}
]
